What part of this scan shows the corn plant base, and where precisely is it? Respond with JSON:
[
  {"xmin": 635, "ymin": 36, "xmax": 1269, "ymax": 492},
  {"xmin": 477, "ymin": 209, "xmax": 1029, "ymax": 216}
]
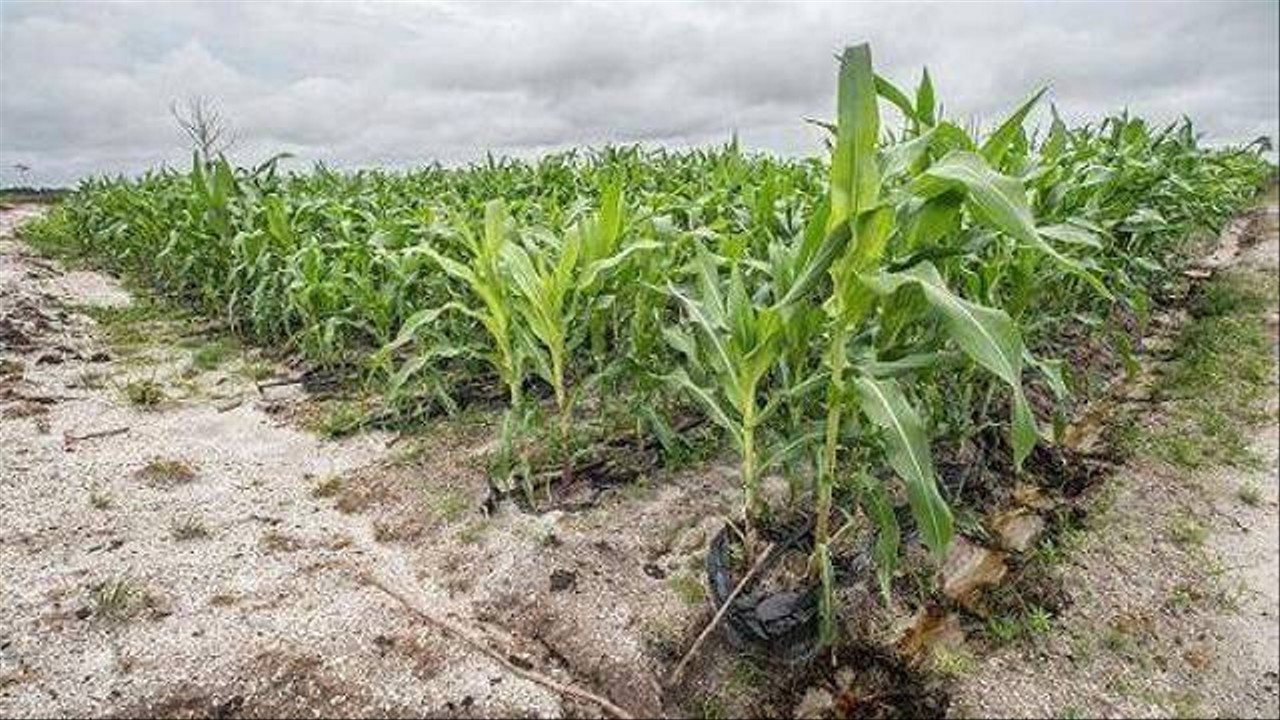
[{"xmin": 704, "ymin": 516, "xmax": 863, "ymax": 665}]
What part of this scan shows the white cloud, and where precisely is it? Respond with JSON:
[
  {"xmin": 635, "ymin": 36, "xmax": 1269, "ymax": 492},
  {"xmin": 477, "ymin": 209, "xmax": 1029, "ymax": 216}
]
[{"xmin": 1, "ymin": 0, "xmax": 1275, "ymax": 185}]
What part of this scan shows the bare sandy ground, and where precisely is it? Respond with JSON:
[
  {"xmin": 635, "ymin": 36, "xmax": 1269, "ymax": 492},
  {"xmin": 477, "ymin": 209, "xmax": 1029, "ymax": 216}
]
[{"xmin": 951, "ymin": 194, "xmax": 1280, "ymax": 719}]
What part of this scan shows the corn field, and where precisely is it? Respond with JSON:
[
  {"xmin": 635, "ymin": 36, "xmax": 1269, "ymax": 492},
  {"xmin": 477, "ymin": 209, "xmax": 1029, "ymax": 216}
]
[{"xmin": 25, "ymin": 43, "xmax": 1272, "ymax": 643}]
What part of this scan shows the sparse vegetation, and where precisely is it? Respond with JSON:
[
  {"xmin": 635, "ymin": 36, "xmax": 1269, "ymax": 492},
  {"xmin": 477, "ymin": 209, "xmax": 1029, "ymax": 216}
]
[
  {"xmin": 90, "ymin": 578, "xmax": 141, "ymax": 621},
  {"xmin": 122, "ymin": 377, "xmax": 165, "ymax": 407},
  {"xmin": 1237, "ymin": 481, "xmax": 1263, "ymax": 507},
  {"xmin": 430, "ymin": 490, "xmax": 469, "ymax": 523},
  {"xmin": 190, "ymin": 338, "xmax": 235, "ymax": 371},
  {"xmin": 668, "ymin": 572, "xmax": 706, "ymax": 606},
  {"xmin": 929, "ymin": 646, "xmax": 978, "ymax": 677},
  {"xmin": 310, "ymin": 401, "xmax": 366, "ymax": 439},
  {"xmin": 311, "ymin": 475, "xmax": 344, "ymax": 498},
  {"xmin": 171, "ymin": 515, "xmax": 210, "ymax": 540},
  {"xmin": 1123, "ymin": 270, "xmax": 1278, "ymax": 470},
  {"xmin": 135, "ymin": 457, "xmax": 197, "ymax": 487},
  {"xmin": 88, "ymin": 487, "xmax": 113, "ymax": 510},
  {"xmin": 1169, "ymin": 512, "xmax": 1209, "ymax": 549}
]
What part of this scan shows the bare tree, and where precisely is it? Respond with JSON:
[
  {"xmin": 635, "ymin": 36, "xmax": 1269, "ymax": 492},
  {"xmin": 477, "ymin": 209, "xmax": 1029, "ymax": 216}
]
[
  {"xmin": 170, "ymin": 96, "xmax": 237, "ymax": 159},
  {"xmin": 12, "ymin": 163, "xmax": 31, "ymax": 185}
]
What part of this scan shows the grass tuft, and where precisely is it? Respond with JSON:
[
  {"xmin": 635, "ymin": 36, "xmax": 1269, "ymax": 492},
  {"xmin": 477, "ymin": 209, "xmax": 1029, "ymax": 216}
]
[
  {"xmin": 171, "ymin": 515, "xmax": 210, "ymax": 540},
  {"xmin": 136, "ymin": 457, "xmax": 197, "ymax": 487},
  {"xmin": 190, "ymin": 339, "xmax": 236, "ymax": 371},
  {"xmin": 668, "ymin": 572, "xmax": 706, "ymax": 606},
  {"xmin": 1237, "ymin": 481, "xmax": 1263, "ymax": 507},
  {"xmin": 91, "ymin": 577, "xmax": 141, "ymax": 621},
  {"xmin": 311, "ymin": 475, "xmax": 344, "ymax": 498},
  {"xmin": 122, "ymin": 378, "xmax": 165, "ymax": 407}
]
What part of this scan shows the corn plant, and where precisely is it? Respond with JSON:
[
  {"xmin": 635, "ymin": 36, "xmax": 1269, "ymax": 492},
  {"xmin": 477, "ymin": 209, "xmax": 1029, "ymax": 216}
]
[
  {"xmin": 504, "ymin": 183, "xmax": 647, "ymax": 489},
  {"xmin": 781, "ymin": 43, "xmax": 1117, "ymax": 645}
]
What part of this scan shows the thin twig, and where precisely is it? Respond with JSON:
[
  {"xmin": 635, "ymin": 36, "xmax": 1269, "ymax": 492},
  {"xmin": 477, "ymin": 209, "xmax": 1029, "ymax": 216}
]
[
  {"xmin": 63, "ymin": 425, "xmax": 129, "ymax": 449},
  {"xmin": 361, "ymin": 569, "xmax": 635, "ymax": 719},
  {"xmin": 255, "ymin": 376, "xmax": 303, "ymax": 393},
  {"xmin": 668, "ymin": 540, "xmax": 776, "ymax": 686},
  {"xmin": 214, "ymin": 396, "xmax": 243, "ymax": 413}
]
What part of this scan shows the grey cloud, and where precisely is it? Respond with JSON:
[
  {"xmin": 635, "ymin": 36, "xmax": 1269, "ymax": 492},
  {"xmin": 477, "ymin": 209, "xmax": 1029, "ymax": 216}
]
[{"xmin": 1, "ymin": 0, "xmax": 1276, "ymax": 186}]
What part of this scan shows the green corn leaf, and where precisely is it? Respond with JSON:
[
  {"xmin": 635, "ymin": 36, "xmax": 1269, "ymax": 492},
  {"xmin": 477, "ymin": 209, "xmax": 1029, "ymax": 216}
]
[
  {"xmin": 852, "ymin": 375, "xmax": 953, "ymax": 556},
  {"xmin": 666, "ymin": 281, "xmax": 739, "ymax": 398},
  {"xmin": 874, "ymin": 74, "xmax": 917, "ymax": 124},
  {"xmin": 981, "ymin": 87, "xmax": 1047, "ymax": 168},
  {"xmin": 913, "ymin": 150, "xmax": 1111, "ymax": 299},
  {"xmin": 1039, "ymin": 222, "xmax": 1103, "ymax": 250},
  {"xmin": 660, "ymin": 367, "xmax": 741, "ymax": 450},
  {"xmin": 577, "ymin": 240, "xmax": 661, "ymax": 291},
  {"xmin": 759, "ymin": 427, "xmax": 824, "ymax": 473},
  {"xmin": 881, "ymin": 128, "xmax": 935, "ymax": 181},
  {"xmin": 868, "ymin": 262, "xmax": 1038, "ymax": 467},
  {"xmin": 829, "ymin": 44, "xmax": 881, "ymax": 230},
  {"xmin": 377, "ymin": 302, "xmax": 467, "ymax": 358},
  {"xmin": 901, "ymin": 192, "xmax": 963, "ymax": 251},
  {"xmin": 1040, "ymin": 103, "xmax": 1069, "ymax": 160},
  {"xmin": 776, "ymin": 220, "xmax": 851, "ymax": 307},
  {"xmin": 482, "ymin": 199, "xmax": 508, "ymax": 258},
  {"xmin": 915, "ymin": 68, "xmax": 936, "ymax": 128},
  {"xmin": 859, "ymin": 473, "xmax": 901, "ymax": 602}
]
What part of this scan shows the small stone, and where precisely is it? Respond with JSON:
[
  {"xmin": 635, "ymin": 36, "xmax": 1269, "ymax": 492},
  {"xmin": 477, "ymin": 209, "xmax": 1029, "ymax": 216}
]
[
  {"xmin": 549, "ymin": 568, "xmax": 576, "ymax": 592},
  {"xmin": 897, "ymin": 609, "xmax": 965, "ymax": 666},
  {"xmin": 794, "ymin": 687, "xmax": 834, "ymax": 720},
  {"xmin": 939, "ymin": 537, "xmax": 1007, "ymax": 605},
  {"xmin": 991, "ymin": 509, "xmax": 1046, "ymax": 553}
]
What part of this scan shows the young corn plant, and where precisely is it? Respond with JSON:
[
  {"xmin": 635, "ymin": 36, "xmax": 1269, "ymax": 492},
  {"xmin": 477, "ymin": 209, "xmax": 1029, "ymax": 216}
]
[
  {"xmin": 663, "ymin": 249, "xmax": 785, "ymax": 552},
  {"xmin": 406, "ymin": 200, "xmax": 527, "ymax": 488},
  {"xmin": 786, "ymin": 43, "xmax": 1078, "ymax": 646},
  {"xmin": 503, "ymin": 183, "xmax": 641, "ymax": 492}
]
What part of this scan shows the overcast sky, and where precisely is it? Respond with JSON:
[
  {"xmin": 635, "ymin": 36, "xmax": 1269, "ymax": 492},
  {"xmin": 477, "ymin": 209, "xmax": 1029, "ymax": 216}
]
[{"xmin": 1, "ymin": 1, "xmax": 1277, "ymax": 186}]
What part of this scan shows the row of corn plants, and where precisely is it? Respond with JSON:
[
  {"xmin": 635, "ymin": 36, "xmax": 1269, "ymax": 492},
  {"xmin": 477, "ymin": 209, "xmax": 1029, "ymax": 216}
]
[{"xmin": 24, "ymin": 43, "xmax": 1272, "ymax": 645}]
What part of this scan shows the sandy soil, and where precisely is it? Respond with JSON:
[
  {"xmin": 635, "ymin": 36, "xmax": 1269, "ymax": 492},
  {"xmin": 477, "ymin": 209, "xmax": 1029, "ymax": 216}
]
[{"xmin": 951, "ymin": 194, "xmax": 1280, "ymax": 719}]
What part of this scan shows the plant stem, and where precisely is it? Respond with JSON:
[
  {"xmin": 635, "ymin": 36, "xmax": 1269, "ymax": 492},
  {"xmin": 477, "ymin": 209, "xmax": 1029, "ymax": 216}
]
[
  {"xmin": 816, "ymin": 327, "xmax": 848, "ymax": 550},
  {"xmin": 741, "ymin": 406, "xmax": 760, "ymax": 555}
]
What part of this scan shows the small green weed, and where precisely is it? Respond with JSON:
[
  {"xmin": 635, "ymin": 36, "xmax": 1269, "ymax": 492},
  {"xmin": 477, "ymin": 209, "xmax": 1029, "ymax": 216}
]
[
  {"xmin": 136, "ymin": 457, "xmax": 197, "ymax": 487},
  {"xmin": 91, "ymin": 577, "xmax": 141, "ymax": 621},
  {"xmin": 190, "ymin": 339, "xmax": 235, "ymax": 371},
  {"xmin": 668, "ymin": 572, "xmax": 706, "ymax": 606},
  {"xmin": 311, "ymin": 475, "xmax": 344, "ymax": 498},
  {"xmin": 1237, "ymin": 481, "xmax": 1263, "ymax": 507},
  {"xmin": 123, "ymin": 378, "xmax": 165, "ymax": 407},
  {"xmin": 171, "ymin": 515, "xmax": 210, "ymax": 540}
]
